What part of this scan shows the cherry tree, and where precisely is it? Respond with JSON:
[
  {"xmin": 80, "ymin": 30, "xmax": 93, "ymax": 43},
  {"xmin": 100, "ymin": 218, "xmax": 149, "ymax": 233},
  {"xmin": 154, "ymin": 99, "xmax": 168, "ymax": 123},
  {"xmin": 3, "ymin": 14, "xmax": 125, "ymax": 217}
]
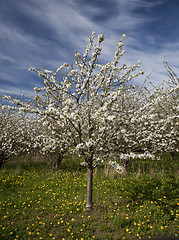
[
  {"xmin": 162, "ymin": 58, "xmax": 179, "ymax": 159},
  {"xmin": 98, "ymin": 82, "xmax": 156, "ymax": 170},
  {"xmin": 110, "ymin": 59, "xmax": 179, "ymax": 164},
  {"xmin": 1, "ymin": 95, "xmax": 74, "ymax": 169},
  {"xmin": 38, "ymin": 113, "xmax": 74, "ymax": 169},
  {"xmin": 0, "ymin": 104, "xmax": 44, "ymax": 167},
  {"xmin": 2, "ymin": 31, "xmax": 145, "ymax": 210},
  {"xmin": 130, "ymin": 59, "xmax": 179, "ymax": 160}
]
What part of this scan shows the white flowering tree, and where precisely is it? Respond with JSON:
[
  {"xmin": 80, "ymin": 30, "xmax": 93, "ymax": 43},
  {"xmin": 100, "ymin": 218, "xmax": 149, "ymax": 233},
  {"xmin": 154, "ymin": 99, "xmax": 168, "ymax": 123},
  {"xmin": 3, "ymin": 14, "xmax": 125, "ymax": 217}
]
[
  {"xmin": 137, "ymin": 59, "xmax": 179, "ymax": 160},
  {"xmin": 110, "ymin": 58, "xmax": 179, "ymax": 165},
  {"xmin": 1, "ymin": 96, "xmax": 74, "ymax": 169},
  {"xmin": 37, "ymin": 113, "xmax": 74, "ymax": 169},
  {"xmin": 2, "ymin": 32, "xmax": 145, "ymax": 210},
  {"xmin": 98, "ymin": 82, "xmax": 157, "ymax": 170},
  {"xmin": 0, "ymin": 104, "xmax": 45, "ymax": 167}
]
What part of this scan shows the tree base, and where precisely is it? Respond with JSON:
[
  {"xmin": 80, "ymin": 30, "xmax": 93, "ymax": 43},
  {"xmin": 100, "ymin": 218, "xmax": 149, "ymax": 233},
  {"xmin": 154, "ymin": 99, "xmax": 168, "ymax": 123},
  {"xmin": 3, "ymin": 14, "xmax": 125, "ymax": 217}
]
[{"xmin": 85, "ymin": 203, "xmax": 93, "ymax": 211}]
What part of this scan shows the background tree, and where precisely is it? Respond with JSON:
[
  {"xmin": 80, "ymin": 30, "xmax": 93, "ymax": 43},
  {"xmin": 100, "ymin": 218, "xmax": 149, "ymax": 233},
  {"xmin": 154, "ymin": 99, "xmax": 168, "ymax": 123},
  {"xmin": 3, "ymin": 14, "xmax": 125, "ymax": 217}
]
[
  {"xmin": 134, "ymin": 59, "xmax": 179, "ymax": 160},
  {"xmin": 0, "ymin": 104, "xmax": 44, "ymax": 167}
]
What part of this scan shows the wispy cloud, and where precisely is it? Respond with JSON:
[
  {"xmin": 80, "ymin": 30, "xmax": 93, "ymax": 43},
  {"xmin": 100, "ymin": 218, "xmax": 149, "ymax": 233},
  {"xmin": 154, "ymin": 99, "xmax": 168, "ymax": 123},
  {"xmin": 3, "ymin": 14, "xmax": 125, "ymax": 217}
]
[
  {"xmin": 0, "ymin": 0, "xmax": 179, "ymax": 95},
  {"xmin": 0, "ymin": 85, "xmax": 35, "ymax": 97}
]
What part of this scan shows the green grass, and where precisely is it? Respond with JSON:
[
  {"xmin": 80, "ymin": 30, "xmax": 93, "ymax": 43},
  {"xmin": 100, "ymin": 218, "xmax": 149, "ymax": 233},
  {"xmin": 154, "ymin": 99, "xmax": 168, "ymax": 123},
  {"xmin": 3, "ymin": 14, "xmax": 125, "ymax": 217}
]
[{"xmin": 0, "ymin": 154, "xmax": 179, "ymax": 240}]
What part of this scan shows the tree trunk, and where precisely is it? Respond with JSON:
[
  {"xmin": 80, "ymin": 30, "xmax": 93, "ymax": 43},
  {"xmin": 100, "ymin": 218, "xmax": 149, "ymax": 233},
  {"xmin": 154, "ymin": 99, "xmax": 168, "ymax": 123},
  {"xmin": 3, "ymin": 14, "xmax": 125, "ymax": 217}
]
[
  {"xmin": 170, "ymin": 152, "xmax": 175, "ymax": 161},
  {"xmin": 123, "ymin": 160, "xmax": 130, "ymax": 172},
  {"xmin": 0, "ymin": 158, "xmax": 4, "ymax": 168},
  {"xmin": 86, "ymin": 165, "xmax": 93, "ymax": 211},
  {"xmin": 53, "ymin": 152, "xmax": 63, "ymax": 171},
  {"xmin": 0, "ymin": 154, "xmax": 6, "ymax": 168},
  {"xmin": 57, "ymin": 152, "xmax": 63, "ymax": 168}
]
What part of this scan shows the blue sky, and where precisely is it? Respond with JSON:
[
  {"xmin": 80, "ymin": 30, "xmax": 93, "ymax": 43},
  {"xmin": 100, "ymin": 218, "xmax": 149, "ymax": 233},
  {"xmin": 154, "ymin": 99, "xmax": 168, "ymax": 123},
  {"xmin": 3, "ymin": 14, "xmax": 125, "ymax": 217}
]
[{"xmin": 0, "ymin": 0, "xmax": 179, "ymax": 97}]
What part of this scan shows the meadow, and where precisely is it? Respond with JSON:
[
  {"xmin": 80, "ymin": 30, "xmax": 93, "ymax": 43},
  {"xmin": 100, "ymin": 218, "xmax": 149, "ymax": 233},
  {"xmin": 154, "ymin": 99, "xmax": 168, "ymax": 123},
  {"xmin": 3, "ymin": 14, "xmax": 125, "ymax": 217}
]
[{"xmin": 0, "ymin": 154, "xmax": 179, "ymax": 240}]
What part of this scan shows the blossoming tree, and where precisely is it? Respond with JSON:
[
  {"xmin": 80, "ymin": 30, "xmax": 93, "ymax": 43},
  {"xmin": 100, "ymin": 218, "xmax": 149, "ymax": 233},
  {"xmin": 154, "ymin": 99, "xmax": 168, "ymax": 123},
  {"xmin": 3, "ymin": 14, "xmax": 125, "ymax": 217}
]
[
  {"xmin": 106, "ymin": 58, "xmax": 179, "ymax": 166},
  {"xmin": 99, "ymin": 82, "xmax": 156, "ymax": 170},
  {"xmin": 2, "ymin": 31, "xmax": 147, "ymax": 210},
  {"xmin": 136, "ymin": 59, "xmax": 179, "ymax": 160},
  {"xmin": 0, "ymin": 105, "xmax": 44, "ymax": 167}
]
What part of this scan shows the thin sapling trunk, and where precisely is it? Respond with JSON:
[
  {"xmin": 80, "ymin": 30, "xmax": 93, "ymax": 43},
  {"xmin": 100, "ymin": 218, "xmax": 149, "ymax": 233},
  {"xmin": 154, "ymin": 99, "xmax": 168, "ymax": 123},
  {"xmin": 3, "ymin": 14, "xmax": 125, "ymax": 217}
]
[{"xmin": 86, "ymin": 163, "xmax": 93, "ymax": 211}]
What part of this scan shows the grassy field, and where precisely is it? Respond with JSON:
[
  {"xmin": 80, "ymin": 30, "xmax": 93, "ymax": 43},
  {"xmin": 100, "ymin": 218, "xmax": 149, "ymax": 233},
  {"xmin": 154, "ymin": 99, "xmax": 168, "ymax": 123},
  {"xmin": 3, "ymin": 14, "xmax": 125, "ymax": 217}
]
[{"xmin": 0, "ymin": 154, "xmax": 179, "ymax": 240}]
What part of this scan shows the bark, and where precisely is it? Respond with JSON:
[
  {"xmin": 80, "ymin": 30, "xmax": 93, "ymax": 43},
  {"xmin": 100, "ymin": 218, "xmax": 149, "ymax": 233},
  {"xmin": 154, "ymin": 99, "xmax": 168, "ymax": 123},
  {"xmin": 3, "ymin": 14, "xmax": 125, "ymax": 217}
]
[
  {"xmin": 57, "ymin": 153, "xmax": 63, "ymax": 168},
  {"xmin": 0, "ymin": 158, "xmax": 4, "ymax": 168},
  {"xmin": 169, "ymin": 152, "xmax": 175, "ymax": 161},
  {"xmin": 86, "ymin": 165, "xmax": 93, "ymax": 211},
  {"xmin": 53, "ymin": 152, "xmax": 63, "ymax": 171},
  {"xmin": 0, "ymin": 154, "xmax": 6, "ymax": 168},
  {"xmin": 123, "ymin": 160, "xmax": 130, "ymax": 172}
]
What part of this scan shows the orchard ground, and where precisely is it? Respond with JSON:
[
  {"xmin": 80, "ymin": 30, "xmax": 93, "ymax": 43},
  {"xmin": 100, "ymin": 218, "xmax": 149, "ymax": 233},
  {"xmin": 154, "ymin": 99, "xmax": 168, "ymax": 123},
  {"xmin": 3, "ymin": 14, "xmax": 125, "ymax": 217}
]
[{"xmin": 0, "ymin": 153, "xmax": 179, "ymax": 240}]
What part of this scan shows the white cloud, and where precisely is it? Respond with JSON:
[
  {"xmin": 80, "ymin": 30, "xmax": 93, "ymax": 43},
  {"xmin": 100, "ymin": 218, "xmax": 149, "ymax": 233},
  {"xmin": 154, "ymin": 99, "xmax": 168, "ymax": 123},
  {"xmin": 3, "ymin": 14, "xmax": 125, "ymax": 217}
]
[
  {"xmin": 0, "ymin": 0, "xmax": 178, "ymax": 95},
  {"xmin": 0, "ymin": 85, "xmax": 35, "ymax": 97}
]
